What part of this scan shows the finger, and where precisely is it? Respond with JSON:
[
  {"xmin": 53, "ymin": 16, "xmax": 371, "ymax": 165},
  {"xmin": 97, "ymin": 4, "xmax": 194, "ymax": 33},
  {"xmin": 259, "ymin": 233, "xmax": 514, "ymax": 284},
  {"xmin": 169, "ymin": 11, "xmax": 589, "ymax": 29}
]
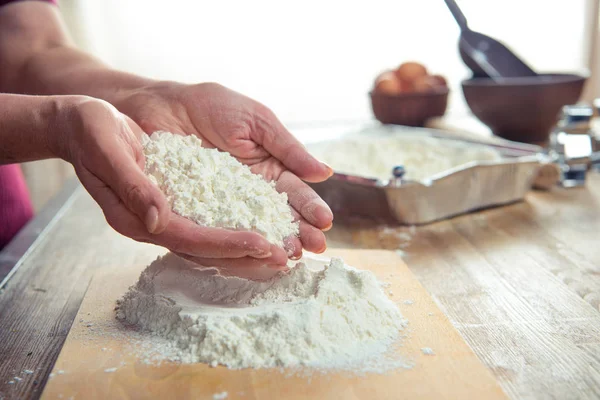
[
  {"xmin": 290, "ymin": 208, "xmax": 327, "ymax": 254},
  {"xmin": 252, "ymin": 105, "xmax": 333, "ymax": 183},
  {"xmin": 80, "ymin": 108, "xmax": 170, "ymax": 235},
  {"xmin": 76, "ymin": 164, "xmax": 152, "ymax": 242},
  {"xmin": 175, "ymin": 252, "xmax": 288, "ymax": 281},
  {"xmin": 124, "ymin": 115, "xmax": 146, "ymax": 142},
  {"xmin": 299, "ymin": 220, "xmax": 327, "ymax": 254},
  {"xmin": 103, "ymin": 140, "xmax": 170, "ymax": 234},
  {"xmin": 176, "ymin": 254, "xmax": 288, "ymax": 270},
  {"xmin": 276, "ymin": 170, "xmax": 333, "ymax": 230},
  {"xmin": 157, "ymin": 215, "xmax": 281, "ymax": 259},
  {"xmin": 78, "ymin": 165, "xmax": 275, "ymax": 259},
  {"xmin": 284, "ymin": 235, "xmax": 303, "ymax": 260}
]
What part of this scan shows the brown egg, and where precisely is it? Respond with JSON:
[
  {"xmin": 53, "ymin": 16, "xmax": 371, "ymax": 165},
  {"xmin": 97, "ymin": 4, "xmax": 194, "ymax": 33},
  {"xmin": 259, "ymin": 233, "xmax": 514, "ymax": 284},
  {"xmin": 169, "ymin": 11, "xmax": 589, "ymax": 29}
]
[
  {"xmin": 374, "ymin": 71, "xmax": 403, "ymax": 95},
  {"xmin": 401, "ymin": 81, "xmax": 415, "ymax": 93},
  {"xmin": 430, "ymin": 74, "xmax": 448, "ymax": 88},
  {"xmin": 395, "ymin": 62, "xmax": 428, "ymax": 85}
]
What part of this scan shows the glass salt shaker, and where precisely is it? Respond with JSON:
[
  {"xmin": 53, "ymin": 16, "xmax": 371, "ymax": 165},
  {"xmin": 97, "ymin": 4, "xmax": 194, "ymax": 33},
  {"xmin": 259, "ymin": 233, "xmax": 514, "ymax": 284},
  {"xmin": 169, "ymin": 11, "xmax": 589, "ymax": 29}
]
[{"xmin": 549, "ymin": 104, "xmax": 596, "ymax": 187}]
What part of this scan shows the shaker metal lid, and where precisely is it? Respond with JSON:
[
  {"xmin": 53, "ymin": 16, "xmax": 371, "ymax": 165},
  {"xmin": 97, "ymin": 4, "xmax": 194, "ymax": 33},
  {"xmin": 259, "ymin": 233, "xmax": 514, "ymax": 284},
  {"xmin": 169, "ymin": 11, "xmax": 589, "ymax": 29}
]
[{"xmin": 559, "ymin": 104, "xmax": 593, "ymax": 126}]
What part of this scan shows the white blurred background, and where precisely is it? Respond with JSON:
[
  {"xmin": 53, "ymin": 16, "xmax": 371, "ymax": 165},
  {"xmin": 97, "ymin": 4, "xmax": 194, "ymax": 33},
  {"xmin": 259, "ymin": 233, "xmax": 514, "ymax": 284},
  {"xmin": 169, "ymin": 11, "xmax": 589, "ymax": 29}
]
[
  {"xmin": 23, "ymin": 0, "xmax": 600, "ymax": 209},
  {"xmin": 61, "ymin": 0, "xmax": 596, "ymax": 126}
]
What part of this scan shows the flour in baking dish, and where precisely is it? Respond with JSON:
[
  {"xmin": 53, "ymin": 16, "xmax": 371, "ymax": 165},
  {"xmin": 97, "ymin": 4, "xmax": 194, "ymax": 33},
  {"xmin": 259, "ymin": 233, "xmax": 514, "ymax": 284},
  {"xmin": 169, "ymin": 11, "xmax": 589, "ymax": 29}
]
[
  {"xmin": 116, "ymin": 253, "xmax": 407, "ymax": 372},
  {"xmin": 309, "ymin": 134, "xmax": 501, "ymax": 182}
]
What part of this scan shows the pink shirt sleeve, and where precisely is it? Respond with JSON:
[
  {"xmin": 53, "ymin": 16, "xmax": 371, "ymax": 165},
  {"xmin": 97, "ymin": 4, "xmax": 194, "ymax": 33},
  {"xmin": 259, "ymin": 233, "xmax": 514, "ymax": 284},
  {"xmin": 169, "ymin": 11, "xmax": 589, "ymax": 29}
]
[{"xmin": 0, "ymin": 165, "xmax": 34, "ymax": 249}]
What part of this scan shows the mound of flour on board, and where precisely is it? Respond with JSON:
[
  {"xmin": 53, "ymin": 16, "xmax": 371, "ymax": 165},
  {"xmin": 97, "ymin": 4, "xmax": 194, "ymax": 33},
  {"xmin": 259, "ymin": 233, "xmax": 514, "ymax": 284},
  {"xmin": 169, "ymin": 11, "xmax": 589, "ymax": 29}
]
[
  {"xmin": 142, "ymin": 131, "xmax": 298, "ymax": 246},
  {"xmin": 309, "ymin": 134, "xmax": 501, "ymax": 182},
  {"xmin": 116, "ymin": 253, "xmax": 407, "ymax": 371}
]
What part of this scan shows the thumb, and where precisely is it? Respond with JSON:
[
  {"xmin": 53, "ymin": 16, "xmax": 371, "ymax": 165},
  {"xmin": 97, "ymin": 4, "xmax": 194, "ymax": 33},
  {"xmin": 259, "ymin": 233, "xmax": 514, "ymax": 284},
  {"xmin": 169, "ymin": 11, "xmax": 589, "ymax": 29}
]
[
  {"xmin": 120, "ymin": 117, "xmax": 171, "ymax": 234},
  {"xmin": 111, "ymin": 160, "xmax": 171, "ymax": 234},
  {"xmin": 84, "ymin": 112, "xmax": 170, "ymax": 235}
]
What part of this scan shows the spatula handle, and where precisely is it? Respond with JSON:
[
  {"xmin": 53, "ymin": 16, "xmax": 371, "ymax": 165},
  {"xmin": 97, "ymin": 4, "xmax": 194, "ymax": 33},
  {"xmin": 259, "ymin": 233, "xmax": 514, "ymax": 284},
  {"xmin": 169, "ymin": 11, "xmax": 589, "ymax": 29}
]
[{"xmin": 444, "ymin": 0, "xmax": 469, "ymax": 31}]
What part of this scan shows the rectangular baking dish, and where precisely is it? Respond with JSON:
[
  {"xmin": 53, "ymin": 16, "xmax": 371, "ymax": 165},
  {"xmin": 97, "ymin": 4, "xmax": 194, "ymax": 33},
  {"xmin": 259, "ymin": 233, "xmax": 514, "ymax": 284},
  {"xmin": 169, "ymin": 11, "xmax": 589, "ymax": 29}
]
[{"xmin": 307, "ymin": 127, "xmax": 549, "ymax": 225}]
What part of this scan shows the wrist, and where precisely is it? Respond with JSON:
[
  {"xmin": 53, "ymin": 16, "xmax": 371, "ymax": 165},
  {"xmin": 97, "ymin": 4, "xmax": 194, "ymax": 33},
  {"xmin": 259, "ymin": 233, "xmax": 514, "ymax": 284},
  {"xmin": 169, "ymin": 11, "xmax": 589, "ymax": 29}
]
[
  {"xmin": 111, "ymin": 80, "xmax": 187, "ymax": 133},
  {"xmin": 100, "ymin": 75, "xmax": 161, "ymax": 110},
  {"xmin": 48, "ymin": 95, "xmax": 101, "ymax": 163},
  {"xmin": 0, "ymin": 94, "xmax": 89, "ymax": 164}
]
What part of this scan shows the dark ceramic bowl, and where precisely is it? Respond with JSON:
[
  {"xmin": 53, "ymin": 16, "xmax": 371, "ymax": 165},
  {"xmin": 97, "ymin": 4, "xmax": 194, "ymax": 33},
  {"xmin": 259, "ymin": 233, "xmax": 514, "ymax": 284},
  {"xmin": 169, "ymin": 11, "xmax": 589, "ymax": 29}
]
[
  {"xmin": 462, "ymin": 73, "xmax": 587, "ymax": 144},
  {"xmin": 370, "ymin": 88, "xmax": 449, "ymax": 127}
]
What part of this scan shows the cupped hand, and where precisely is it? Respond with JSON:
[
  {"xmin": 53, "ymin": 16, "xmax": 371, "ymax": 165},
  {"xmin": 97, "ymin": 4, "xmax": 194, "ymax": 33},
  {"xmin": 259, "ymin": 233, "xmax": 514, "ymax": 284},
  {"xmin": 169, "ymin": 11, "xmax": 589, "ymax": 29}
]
[
  {"xmin": 56, "ymin": 96, "xmax": 289, "ymax": 270},
  {"xmin": 116, "ymin": 82, "xmax": 334, "ymax": 259}
]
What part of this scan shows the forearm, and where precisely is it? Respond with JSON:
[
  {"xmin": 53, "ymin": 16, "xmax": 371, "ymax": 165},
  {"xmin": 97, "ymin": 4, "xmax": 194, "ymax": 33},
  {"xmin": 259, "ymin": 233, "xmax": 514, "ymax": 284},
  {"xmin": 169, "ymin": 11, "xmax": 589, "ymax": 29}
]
[
  {"xmin": 0, "ymin": 94, "xmax": 72, "ymax": 164},
  {"xmin": 0, "ymin": 2, "xmax": 157, "ymax": 109},
  {"xmin": 18, "ymin": 46, "xmax": 156, "ymax": 105}
]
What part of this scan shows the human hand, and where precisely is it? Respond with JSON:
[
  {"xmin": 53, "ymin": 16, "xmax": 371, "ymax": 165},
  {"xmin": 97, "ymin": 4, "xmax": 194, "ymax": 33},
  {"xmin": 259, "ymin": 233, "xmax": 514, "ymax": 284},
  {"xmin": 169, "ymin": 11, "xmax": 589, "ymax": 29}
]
[
  {"xmin": 56, "ymin": 96, "xmax": 289, "ymax": 270},
  {"xmin": 116, "ymin": 82, "xmax": 334, "ymax": 260}
]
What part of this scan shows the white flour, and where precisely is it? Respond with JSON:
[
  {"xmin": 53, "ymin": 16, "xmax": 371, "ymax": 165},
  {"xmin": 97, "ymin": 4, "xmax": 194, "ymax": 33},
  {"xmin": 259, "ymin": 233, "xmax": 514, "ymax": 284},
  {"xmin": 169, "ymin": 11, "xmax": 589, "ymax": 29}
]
[
  {"xmin": 309, "ymin": 134, "xmax": 501, "ymax": 182},
  {"xmin": 116, "ymin": 253, "xmax": 406, "ymax": 371},
  {"xmin": 142, "ymin": 131, "xmax": 298, "ymax": 246}
]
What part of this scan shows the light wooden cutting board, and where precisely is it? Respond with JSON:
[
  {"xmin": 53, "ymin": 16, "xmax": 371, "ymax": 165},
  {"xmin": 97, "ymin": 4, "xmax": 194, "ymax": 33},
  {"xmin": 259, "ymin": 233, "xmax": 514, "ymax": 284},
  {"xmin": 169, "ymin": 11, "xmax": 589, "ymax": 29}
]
[{"xmin": 41, "ymin": 249, "xmax": 506, "ymax": 400}]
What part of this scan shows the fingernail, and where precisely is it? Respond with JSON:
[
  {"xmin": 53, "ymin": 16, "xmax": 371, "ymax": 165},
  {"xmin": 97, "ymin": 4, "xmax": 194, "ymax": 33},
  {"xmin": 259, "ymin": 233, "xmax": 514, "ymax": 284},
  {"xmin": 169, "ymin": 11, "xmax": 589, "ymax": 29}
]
[
  {"xmin": 145, "ymin": 206, "xmax": 159, "ymax": 234},
  {"xmin": 314, "ymin": 199, "xmax": 334, "ymax": 225},
  {"xmin": 253, "ymin": 251, "xmax": 272, "ymax": 259},
  {"xmin": 321, "ymin": 222, "xmax": 333, "ymax": 232},
  {"xmin": 283, "ymin": 240, "xmax": 296, "ymax": 257},
  {"xmin": 313, "ymin": 157, "xmax": 334, "ymax": 178},
  {"xmin": 322, "ymin": 162, "xmax": 334, "ymax": 178}
]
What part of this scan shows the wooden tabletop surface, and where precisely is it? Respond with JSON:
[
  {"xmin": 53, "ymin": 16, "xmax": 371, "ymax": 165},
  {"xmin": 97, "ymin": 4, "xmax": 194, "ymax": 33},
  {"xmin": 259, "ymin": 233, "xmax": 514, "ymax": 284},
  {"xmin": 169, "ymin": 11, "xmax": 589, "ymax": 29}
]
[{"xmin": 1, "ymin": 171, "xmax": 600, "ymax": 399}]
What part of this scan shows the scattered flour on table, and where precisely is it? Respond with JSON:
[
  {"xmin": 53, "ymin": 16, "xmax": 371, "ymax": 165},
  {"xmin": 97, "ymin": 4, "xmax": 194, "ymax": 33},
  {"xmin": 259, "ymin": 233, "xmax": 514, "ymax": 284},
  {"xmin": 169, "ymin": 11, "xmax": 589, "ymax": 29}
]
[
  {"xmin": 142, "ymin": 131, "xmax": 298, "ymax": 246},
  {"xmin": 309, "ymin": 134, "xmax": 501, "ymax": 182},
  {"xmin": 213, "ymin": 392, "xmax": 228, "ymax": 400},
  {"xmin": 116, "ymin": 253, "xmax": 407, "ymax": 372}
]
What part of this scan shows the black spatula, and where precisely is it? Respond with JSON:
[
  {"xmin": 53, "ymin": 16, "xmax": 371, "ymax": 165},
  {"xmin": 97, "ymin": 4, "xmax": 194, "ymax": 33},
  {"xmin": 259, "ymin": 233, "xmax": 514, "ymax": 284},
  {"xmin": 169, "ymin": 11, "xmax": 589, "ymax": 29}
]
[{"xmin": 444, "ymin": 0, "xmax": 537, "ymax": 79}]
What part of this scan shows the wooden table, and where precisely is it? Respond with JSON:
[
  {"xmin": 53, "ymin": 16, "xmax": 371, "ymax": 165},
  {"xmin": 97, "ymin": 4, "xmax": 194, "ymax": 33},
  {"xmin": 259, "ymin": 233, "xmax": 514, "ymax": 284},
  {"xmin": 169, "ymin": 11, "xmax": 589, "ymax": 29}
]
[{"xmin": 1, "ymin": 174, "xmax": 600, "ymax": 399}]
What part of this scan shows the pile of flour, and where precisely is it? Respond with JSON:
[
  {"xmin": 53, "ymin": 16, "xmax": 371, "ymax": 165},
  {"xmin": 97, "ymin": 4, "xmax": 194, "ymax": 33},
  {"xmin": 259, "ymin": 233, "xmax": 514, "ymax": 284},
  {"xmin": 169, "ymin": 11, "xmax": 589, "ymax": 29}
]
[
  {"xmin": 142, "ymin": 131, "xmax": 298, "ymax": 246},
  {"xmin": 116, "ymin": 253, "xmax": 406, "ymax": 371},
  {"xmin": 309, "ymin": 134, "xmax": 501, "ymax": 182}
]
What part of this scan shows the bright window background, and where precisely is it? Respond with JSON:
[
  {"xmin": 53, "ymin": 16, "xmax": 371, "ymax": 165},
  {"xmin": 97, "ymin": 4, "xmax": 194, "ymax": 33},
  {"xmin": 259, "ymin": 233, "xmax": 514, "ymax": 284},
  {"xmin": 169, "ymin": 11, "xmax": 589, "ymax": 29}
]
[
  {"xmin": 22, "ymin": 0, "xmax": 597, "ymax": 211},
  {"xmin": 64, "ymin": 0, "xmax": 591, "ymax": 130}
]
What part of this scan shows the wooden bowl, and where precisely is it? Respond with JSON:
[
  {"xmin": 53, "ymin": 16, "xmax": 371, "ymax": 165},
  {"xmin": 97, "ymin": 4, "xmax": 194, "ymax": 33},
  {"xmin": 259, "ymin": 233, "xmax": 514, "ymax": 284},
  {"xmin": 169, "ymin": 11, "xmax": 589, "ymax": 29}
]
[
  {"xmin": 462, "ymin": 73, "xmax": 587, "ymax": 145},
  {"xmin": 370, "ymin": 88, "xmax": 449, "ymax": 127}
]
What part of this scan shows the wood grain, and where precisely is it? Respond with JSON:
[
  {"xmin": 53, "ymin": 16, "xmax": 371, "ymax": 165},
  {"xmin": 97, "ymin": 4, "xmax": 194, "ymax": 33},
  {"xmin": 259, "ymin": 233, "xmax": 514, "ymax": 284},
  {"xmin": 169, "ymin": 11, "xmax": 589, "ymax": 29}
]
[
  {"xmin": 3, "ymin": 173, "xmax": 600, "ymax": 399},
  {"xmin": 0, "ymin": 186, "xmax": 164, "ymax": 400},
  {"xmin": 40, "ymin": 249, "xmax": 506, "ymax": 400},
  {"xmin": 326, "ymin": 180, "xmax": 600, "ymax": 399}
]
